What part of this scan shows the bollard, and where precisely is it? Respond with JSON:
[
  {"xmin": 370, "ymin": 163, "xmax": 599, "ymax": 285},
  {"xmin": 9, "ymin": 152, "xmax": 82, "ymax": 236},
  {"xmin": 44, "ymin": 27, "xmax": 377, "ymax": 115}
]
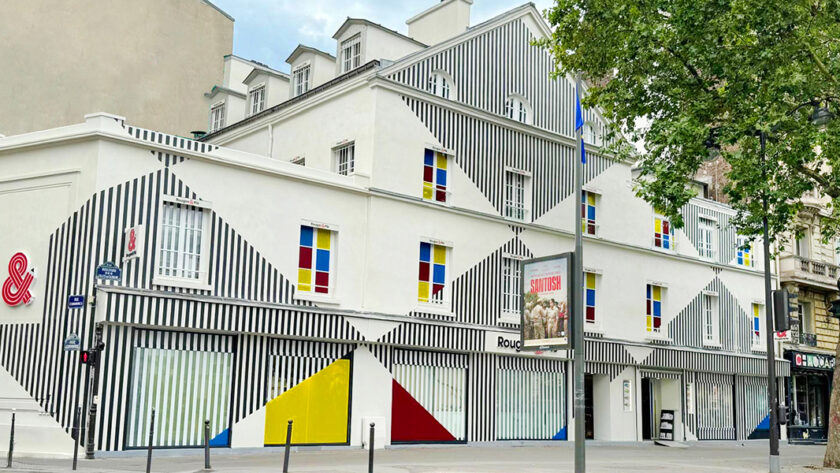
[
  {"xmin": 368, "ymin": 422, "xmax": 375, "ymax": 473},
  {"xmin": 72, "ymin": 407, "xmax": 81, "ymax": 470},
  {"xmin": 203, "ymin": 420, "xmax": 211, "ymax": 470},
  {"xmin": 6, "ymin": 411, "xmax": 15, "ymax": 468},
  {"xmin": 146, "ymin": 409, "xmax": 155, "ymax": 473},
  {"xmin": 282, "ymin": 419, "xmax": 293, "ymax": 473}
]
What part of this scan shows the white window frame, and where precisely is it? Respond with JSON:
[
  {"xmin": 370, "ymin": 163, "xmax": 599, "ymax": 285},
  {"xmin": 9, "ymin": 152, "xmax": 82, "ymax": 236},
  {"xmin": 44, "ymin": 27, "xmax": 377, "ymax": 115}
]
[
  {"xmin": 581, "ymin": 189, "xmax": 600, "ymax": 237},
  {"xmin": 702, "ymin": 291, "xmax": 721, "ymax": 347},
  {"xmin": 294, "ymin": 220, "xmax": 340, "ymax": 304},
  {"xmin": 501, "ymin": 255, "xmax": 522, "ymax": 321},
  {"xmin": 697, "ymin": 216, "xmax": 718, "ymax": 260},
  {"xmin": 341, "ymin": 35, "xmax": 362, "ymax": 73},
  {"xmin": 293, "ymin": 63, "xmax": 310, "ymax": 97},
  {"xmin": 751, "ymin": 302, "xmax": 766, "ymax": 350},
  {"xmin": 504, "ymin": 168, "xmax": 531, "ymax": 222},
  {"xmin": 416, "ymin": 237, "xmax": 455, "ymax": 317},
  {"xmin": 505, "ymin": 94, "xmax": 532, "ymax": 125},
  {"xmin": 209, "ymin": 102, "xmax": 225, "ymax": 133},
  {"xmin": 429, "ymin": 71, "xmax": 455, "ymax": 100},
  {"xmin": 333, "ymin": 141, "xmax": 355, "ymax": 176},
  {"xmin": 153, "ymin": 196, "xmax": 213, "ymax": 290},
  {"xmin": 248, "ymin": 84, "xmax": 266, "ymax": 116}
]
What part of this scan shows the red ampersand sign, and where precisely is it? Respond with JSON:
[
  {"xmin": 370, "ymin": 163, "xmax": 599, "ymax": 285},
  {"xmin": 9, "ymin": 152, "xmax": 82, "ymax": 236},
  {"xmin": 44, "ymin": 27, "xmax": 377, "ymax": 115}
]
[
  {"xmin": 2, "ymin": 252, "xmax": 35, "ymax": 306},
  {"xmin": 128, "ymin": 228, "xmax": 136, "ymax": 252}
]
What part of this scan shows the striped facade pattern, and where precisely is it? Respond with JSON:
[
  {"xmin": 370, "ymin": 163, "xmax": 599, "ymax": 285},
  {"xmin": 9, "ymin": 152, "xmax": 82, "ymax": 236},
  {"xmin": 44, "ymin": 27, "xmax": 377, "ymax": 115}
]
[
  {"xmin": 669, "ymin": 277, "xmax": 754, "ymax": 354},
  {"xmin": 392, "ymin": 348, "xmax": 468, "ymax": 368},
  {"xmin": 695, "ymin": 373, "xmax": 735, "ymax": 440},
  {"xmin": 402, "ymin": 96, "xmax": 614, "ymax": 221},
  {"xmin": 126, "ymin": 125, "xmax": 219, "ymax": 154},
  {"xmin": 387, "ymin": 19, "xmax": 606, "ymax": 141},
  {"xmin": 735, "ymin": 376, "xmax": 769, "ymax": 440},
  {"xmin": 267, "ymin": 339, "xmax": 353, "ymax": 400},
  {"xmin": 639, "ymin": 370, "xmax": 681, "ymax": 381},
  {"xmin": 125, "ymin": 347, "xmax": 233, "ymax": 448},
  {"xmin": 377, "ymin": 322, "xmax": 483, "ymax": 353},
  {"xmin": 585, "ymin": 362, "xmax": 627, "ymax": 381},
  {"xmin": 681, "ymin": 202, "xmax": 739, "ymax": 266}
]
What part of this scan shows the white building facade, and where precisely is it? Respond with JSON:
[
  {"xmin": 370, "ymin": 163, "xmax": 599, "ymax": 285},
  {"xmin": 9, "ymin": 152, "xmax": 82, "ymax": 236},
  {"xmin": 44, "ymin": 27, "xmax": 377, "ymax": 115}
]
[{"xmin": 0, "ymin": 0, "xmax": 787, "ymax": 455}]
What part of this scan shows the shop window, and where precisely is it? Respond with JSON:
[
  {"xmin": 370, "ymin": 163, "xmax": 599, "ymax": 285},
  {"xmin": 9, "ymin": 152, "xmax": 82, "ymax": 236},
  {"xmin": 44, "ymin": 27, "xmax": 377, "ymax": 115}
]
[
  {"xmin": 392, "ymin": 363, "xmax": 466, "ymax": 442},
  {"xmin": 496, "ymin": 369, "xmax": 566, "ymax": 440}
]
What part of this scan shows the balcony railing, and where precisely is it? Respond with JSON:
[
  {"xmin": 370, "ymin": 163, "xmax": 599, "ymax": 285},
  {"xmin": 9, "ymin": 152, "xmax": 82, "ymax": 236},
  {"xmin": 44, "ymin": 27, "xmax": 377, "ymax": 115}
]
[
  {"xmin": 800, "ymin": 332, "xmax": 818, "ymax": 347},
  {"xmin": 780, "ymin": 255, "xmax": 840, "ymax": 289}
]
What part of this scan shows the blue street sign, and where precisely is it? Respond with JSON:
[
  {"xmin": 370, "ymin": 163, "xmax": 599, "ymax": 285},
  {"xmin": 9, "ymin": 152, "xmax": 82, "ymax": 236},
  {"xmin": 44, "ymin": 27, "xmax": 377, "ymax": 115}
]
[
  {"xmin": 68, "ymin": 295, "xmax": 85, "ymax": 309},
  {"xmin": 95, "ymin": 262, "xmax": 121, "ymax": 281},
  {"xmin": 63, "ymin": 334, "xmax": 81, "ymax": 352}
]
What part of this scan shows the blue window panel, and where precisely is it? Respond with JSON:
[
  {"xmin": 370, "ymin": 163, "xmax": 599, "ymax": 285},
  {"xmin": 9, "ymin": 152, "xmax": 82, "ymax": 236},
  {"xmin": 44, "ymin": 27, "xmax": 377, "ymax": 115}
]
[
  {"xmin": 646, "ymin": 285, "xmax": 651, "ymax": 298},
  {"xmin": 653, "ymin": 301, "xmax": 661, "ymax": 317},
  {"xmin": 299, "ymin": 226, "xmax": 313, "ymax": 247},
  {"xmin": 424, "ymin": 149, "xmax": 434, "ymax": 166},
  {"xmin": 754, "ymin": 318, "xmax": 760, "ymax": 331},
  {"xmin": 436, "ymin": 168, "xmax": 447, "ymax": 186},
  {"xmin": 663, "ymin": 239, "xmax": 670, "ymax": 249},
  {"xmin": 433, "ymin": 264, "xmax": 446, "ymax": 284},
  {"xmin": 315, "ymin": 249, "xmax": 330, "ymax": 271},
  {"xmin": 586, "ymin": 289, "xmax": 595, "ymax": 306},
  {"xmin": 587, "ymin": 206, "xmax": 595, "ymax": 220},
  {"xmin": 419, "ymin": 242, "xmax": 431, "ymax": 262},
  {"xmin": 737, "ymin": 255, "xmax": 744, "ymax": 264}
]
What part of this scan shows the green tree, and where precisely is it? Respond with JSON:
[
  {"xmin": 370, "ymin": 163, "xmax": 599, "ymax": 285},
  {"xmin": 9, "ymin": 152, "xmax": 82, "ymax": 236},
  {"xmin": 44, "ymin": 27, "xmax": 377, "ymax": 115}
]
[{"xmin": 539, "ymin": 0, "xmax": 840, "ymax": 465}]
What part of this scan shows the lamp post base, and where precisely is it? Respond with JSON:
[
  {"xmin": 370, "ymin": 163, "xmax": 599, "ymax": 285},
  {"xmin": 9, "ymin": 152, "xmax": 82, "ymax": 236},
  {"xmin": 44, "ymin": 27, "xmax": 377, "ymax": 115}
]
[{"xmin": 770, "ymin": 454, "xmax": 780, "ymax": 473}]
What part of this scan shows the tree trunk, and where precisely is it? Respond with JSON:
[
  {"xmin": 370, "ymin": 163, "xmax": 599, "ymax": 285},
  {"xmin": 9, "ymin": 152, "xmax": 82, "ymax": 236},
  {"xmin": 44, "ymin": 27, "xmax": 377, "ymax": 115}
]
[{"xmin": 823, "ymin": 339, "xmax": 840, "ymax": 467}]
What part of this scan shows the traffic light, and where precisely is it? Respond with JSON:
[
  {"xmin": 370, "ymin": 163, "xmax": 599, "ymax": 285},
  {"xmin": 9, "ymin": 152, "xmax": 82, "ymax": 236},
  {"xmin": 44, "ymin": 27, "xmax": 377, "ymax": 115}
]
[
  {"xmin": 772, "ymin": 289, "xmax": 791, "ymax": 332},
  {"xmin": 80, "ymin": 350, "xmax": 92, "ymax": 364}
]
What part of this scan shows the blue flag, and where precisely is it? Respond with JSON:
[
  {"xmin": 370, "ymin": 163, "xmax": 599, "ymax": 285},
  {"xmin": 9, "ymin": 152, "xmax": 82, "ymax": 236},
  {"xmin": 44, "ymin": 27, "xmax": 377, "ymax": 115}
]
[{"xmin": 575, "ymin": 88, "xmax": 587, "ymax": 164}]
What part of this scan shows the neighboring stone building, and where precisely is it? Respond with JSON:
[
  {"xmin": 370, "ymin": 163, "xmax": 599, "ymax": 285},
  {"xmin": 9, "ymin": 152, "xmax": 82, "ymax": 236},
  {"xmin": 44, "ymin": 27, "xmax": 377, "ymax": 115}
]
[
  {"xmin": 778, "ymin": 194, "xmax": 840, "ymax": 442},
  {"xmin": 0, "ymin": 0, "xmax": 233, "ymax": 137}
]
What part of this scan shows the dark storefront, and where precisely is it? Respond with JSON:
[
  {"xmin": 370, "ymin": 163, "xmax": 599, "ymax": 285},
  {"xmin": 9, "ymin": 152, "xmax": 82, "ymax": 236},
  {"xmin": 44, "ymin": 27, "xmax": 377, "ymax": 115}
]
[{"xmin": 785, "ymin": 351, "xmax": 835, "ymax": 443}]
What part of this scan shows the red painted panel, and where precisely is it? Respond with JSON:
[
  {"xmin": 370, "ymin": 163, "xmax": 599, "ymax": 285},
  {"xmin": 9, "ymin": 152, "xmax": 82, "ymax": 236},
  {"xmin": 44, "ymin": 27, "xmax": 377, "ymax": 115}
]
[{"xmin": 391, "ymin": 379, "xmax": 456, "ymax": 442}]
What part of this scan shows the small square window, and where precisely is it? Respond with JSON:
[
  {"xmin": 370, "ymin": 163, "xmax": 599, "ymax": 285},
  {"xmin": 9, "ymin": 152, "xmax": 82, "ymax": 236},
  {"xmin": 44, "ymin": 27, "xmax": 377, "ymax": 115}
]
[{"xmin": 333, "ymin": 142, "xmax": 355, "ymax": 176}]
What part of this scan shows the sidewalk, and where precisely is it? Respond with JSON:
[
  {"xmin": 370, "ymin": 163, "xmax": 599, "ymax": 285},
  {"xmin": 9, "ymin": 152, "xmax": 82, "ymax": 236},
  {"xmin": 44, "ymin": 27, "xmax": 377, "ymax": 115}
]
[{"xmin": 3, "ymin": 441, "xmax": 835, "ymax": 473}]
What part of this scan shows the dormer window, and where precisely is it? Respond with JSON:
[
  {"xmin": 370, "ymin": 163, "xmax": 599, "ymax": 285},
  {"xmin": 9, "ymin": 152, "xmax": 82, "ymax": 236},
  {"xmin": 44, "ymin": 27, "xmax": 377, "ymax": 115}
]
[
  {"xmin": 293, "ymin": 64, "xmax": 310, "ymax": 97},
  {"xmin": 248, "ymin": 85, "xmax": 265, "ymax": 116},
  {"xmin": 341, "ymin": 35, "xmax": 362, "ymax": 73},
  {"xmin": 505, "ymin": 94, "xmax": 532, "ymax": 124},
  {"xmin": 209, "ymin": 103, "xmax": 225, "ymax": 132},
  {"xmin": 429, "ymin": 71, "xmax": 454, "ymax": 100}
]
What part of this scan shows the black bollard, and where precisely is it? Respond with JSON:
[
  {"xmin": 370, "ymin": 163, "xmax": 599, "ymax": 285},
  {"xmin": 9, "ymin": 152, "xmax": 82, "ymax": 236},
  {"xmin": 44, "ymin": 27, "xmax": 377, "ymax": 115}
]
[
  {"xmin": 146, "ymin": 409, "xmax": 155, "ymax": 473},
  {"xmin": 283, "ymin": 419, "xmax": 293, "ymax": 473},
  {"xmin": 6, "ymin": 411, "xmax": 15, "ymax": 468},
  {"xmin": 204, "ymin": 420, "xmax": 211, "ymax": 470},
  {"xmin": 368, "ymin": 422, "xmax": 375, "ymax": 473},
  {"xmin": 72, "ymin": 407, "xmax": 81, "ymax": 470}
]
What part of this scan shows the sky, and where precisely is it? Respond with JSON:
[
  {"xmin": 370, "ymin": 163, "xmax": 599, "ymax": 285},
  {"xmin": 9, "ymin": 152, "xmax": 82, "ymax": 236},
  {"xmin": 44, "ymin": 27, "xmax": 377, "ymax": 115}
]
[{"xmin": 211, "ymin": 0, "xmax": 554, "ymax": 73}]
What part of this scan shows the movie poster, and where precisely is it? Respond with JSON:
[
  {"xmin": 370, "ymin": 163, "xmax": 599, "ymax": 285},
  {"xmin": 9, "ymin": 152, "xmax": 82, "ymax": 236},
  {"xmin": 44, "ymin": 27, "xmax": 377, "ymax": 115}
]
[{"xmin": 520, "ymin": 254, "xmax": 571, "ymax": 349}]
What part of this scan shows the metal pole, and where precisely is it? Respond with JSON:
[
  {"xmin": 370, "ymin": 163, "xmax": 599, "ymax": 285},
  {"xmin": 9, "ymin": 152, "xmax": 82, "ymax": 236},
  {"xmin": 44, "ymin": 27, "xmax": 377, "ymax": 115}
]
[
  {"xmin": 146, "ymin": 409, "xmax": 155, "ymax": 473},
  {"xmin": 72, "ymin": 407, "xmax": 81, "ymax": 470},
  {"xmin": 368, "ymin": 422, "xmax": 375, "ymax": 473},
  {"xmin": 761, "ymin": 131, "xmax": 780, "ymax": 473},
  {"xmin": 573, "ymin": 74, "xmax": 586, "ymax": 473},
  {"xmin": 6, "ymin": 411, "xmax": 14, "ymax": 468},
  {"xmin": 203, "ymin": 420, "xmax": 211, "ymax": 470},
  {"xmin": 282, "ymin": 420, "xmax": 293, "ymax": 473},
  {"xmin": 85, "ymin": 324, "xmax": 103, "ymax": 460}
]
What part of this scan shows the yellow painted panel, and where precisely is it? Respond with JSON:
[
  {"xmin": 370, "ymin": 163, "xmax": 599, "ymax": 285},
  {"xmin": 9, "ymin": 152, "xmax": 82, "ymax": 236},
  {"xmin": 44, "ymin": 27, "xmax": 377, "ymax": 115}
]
[
  {"xmin": 586, "ymin": 273, "xmax": 595, "ymax": 289},
  {"xmin": 587, "ymin": 194, "xmax": 596, "ymax": 205},
  {"xmin": 652, "ymin": 286, "xmax": 661, "ymax": 301},
  {"xmin": 264, "ymin": 359, "xmax": 351, "ymax": 445},
  {"xmin": 298, "ymin": 268, "xmax": 311, "ymax": 285},
  {"xmin": 654, "ymin": 218, "xmax": 662, "ymax": 233},
  {"xmin": 316, "ymin": 229, "xmax": 331, "ymax": 250},
  {"xmin": 433, "ymin": 245, "xmax": 446, "ymax": 264}
]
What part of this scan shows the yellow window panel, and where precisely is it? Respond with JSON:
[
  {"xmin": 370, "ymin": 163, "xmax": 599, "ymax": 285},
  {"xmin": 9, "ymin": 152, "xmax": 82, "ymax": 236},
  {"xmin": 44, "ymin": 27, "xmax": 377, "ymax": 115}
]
[
  {"xmin": 422, "ymin": 183, "xmax": 434, "ymax": 200},
  {"xmin": 586, "ymin": 273, "xmax": 595, "ymax": 289},
  {"xmin": 298, "ymin": 268, "xmax": 311, "ymax": 285},
  {"xmin": 433, "ymin": 245, "xmax": 446, "ymax": 264},
  {"xmin": 316, "ymin": 229, "xmax": 331, "ymax": 250},
  {"xmin": 587, "ymin": 194, "xmax": 596, "ymax": 205},
  {"xmin": 418, "ymin": 281, "xmax": 430, "ymax": 301},
  {"xmin": 436, "ymin": 153, "xmax": 447, "ymax": 170},
  {"xmin": 654, "ymin": 219, "xmax": 662, "ymax": 233},
  {"xmin": 652, "ymin": 286, "xmax": 661, "ymax": 301}
]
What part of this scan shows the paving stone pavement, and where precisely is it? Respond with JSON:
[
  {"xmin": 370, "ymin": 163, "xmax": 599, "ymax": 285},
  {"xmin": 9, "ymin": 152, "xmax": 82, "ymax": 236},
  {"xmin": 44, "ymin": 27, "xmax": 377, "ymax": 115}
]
[{"xmin": 3, "ymin": 441, "xmax": 836, "ymax": 473}]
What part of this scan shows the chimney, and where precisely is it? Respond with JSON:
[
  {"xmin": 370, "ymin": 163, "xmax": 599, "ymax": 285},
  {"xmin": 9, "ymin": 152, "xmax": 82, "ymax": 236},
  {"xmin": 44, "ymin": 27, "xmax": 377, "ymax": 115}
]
[{"xmin": 406, "ymin": 0, "xmax": 472, "ymax": 46}]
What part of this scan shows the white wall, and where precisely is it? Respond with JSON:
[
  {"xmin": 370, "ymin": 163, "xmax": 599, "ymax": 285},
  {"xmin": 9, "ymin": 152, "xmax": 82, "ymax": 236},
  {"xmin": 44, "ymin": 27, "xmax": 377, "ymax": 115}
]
[{"xmin": 407, "ymin": 0, "xmax": 472, "ymax": 46}]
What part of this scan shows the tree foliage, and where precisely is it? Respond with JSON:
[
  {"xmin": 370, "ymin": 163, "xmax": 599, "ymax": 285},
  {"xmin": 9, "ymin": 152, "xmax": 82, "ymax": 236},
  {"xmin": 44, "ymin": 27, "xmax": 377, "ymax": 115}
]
[{"xmin": 539, "ymin": 0, "xmax": 840, "ymax": 245}]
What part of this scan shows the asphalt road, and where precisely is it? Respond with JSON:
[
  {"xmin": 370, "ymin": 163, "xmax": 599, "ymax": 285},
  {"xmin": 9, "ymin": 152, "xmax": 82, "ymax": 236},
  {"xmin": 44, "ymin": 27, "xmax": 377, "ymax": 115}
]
[{"xmin": 4, "ymin": 441, "xmax": 835, "ymax": 473}]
